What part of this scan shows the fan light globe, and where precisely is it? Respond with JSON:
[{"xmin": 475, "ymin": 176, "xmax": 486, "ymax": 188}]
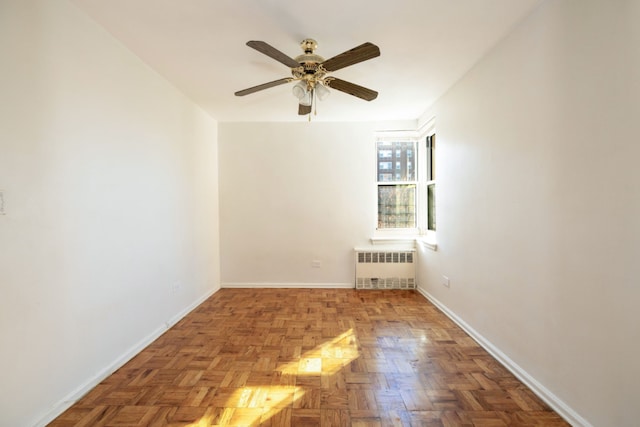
[
  {"xmin": 300, "ymin": 90, "xmax": 313, "ymax": 106},
  {"xmin": 292, "ymin": 81, "xmax": 307, "ymax": 99},
  {"xmin": 315, "ymin": 83, "xmax": 330, "ymax": 101}
]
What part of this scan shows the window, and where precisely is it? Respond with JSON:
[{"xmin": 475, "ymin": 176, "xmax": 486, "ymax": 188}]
[
  {"xmin": 426, "ymin": 134, "xmax": 436, "ymax": 231},
  {"xmin": 379, "ymin": 149, "xmax": 392, "ymax": 159},
  {"xmin": 379, "ymin": 162, "xmax": 392, "ymax": 170},
  {"xmin": 375, "ymin": 129, "xmax": 436, "ymax": 234},
  {"xmin": 376, "ymin": 140, "xmax": 417, "ymax": 229}
]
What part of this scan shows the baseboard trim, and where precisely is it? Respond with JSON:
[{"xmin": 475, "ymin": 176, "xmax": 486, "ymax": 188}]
[
  {"xmin": 35, "ymin": 287, "xmax": 220, "ymax": 427},
  {"xmin": 415, "ymin": 287, "xmax": 591, "ymax": 427},
  {"xmin": 222, "ymin": 282, "xmax": 354, "ymax": 289}
]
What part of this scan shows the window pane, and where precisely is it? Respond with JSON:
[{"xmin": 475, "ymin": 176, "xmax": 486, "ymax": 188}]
[
  {"xmin": 379, "ymin": 149, "xmax": 392, "ymax": 158},
  {"xmin": 426, "ymin": 135, "xmax": 435, "ymax": 181},
  {"xmin": 376, "ymin": 141, "xmax": 416, "ymax": 182},
  {"xmin": 378, "ymin": 185, "xmax": 416, "ymax": 228},
  {"xmin": 427, "ymin": 183, "xmax": 436, "ymax": 231}
]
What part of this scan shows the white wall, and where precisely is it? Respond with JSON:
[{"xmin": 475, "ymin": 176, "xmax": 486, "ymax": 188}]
[
  {"xmin": 218, "ymin": 121, "xmax": 412, "ymax": 287},
  {"xmin": 417, "ymin": 0, "xmax": 640, "ymax": 426},
  {"xmin": 0, "ymin": 1, "xmax": 220, "ymax": 426}
]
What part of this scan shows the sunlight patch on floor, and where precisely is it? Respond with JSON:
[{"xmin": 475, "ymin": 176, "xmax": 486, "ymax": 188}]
[
  {"xmin": 278, "ymin": 328, "xmax": 359, "ymax": 376},
  {"xmin": 184, "ymin": 329, "xmax": 361, "ymax": 426},
  {"xmin": 184, "ymin": 386, "xmax": 299, "ymax": 426}
]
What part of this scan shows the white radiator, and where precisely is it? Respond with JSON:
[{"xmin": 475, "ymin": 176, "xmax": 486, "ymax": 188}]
[{"xmin": 354, "ymin": 248, "xmax": 416, "ymax": 290}]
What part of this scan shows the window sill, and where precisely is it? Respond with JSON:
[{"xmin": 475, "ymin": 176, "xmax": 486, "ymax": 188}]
[
  {"xmin": 369, "ymin": 235, "xmax": 437, "ymax": 251},
  {"xmin": 370, "ymin": 236, "xmax": 416, "ymax": 246},
  {"xmin": 416, "ymin": 236, "xmax": 438, "ymax": 251}
]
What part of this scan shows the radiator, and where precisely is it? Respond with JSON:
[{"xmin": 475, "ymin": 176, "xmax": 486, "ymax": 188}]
[{"xmin": 354, "ymin": 249, "xmax": 416, "ymax": 290}]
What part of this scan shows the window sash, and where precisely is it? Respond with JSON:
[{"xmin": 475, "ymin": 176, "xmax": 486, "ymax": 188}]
[
  {"xmin": 377, "ymin": 184, "xmax": 417, "ymax": 229},
  {"xmin": 376, "ymin": 139, "xmax": 418, "ymax": 230}
]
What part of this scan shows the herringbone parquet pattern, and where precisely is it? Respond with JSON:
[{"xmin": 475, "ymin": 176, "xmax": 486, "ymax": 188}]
[{"xmin": 48, "ymin": 289, "xmax": 568, "ymax": 426}]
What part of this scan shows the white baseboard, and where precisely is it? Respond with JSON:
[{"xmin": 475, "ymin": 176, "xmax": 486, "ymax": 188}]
[
  {"xmin": 221, "ymin": 282, "xmax": 354, "ymax": 289},
  {"xmin": 35, "ymin": 287, "xmax": 219, "ymax": 427},
  {"xmin": 415, "ymin": 287, "xmax": 591, "ymax": 427}
]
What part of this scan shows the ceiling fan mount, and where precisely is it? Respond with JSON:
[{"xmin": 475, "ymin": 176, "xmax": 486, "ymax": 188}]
[
  {"xmin": 295, "ymin": 38, "xmax": 324, "ymax": 66},
  {"xmin": 234, "ymin": 38, "xmax": 380, "ymax": 117},
  {"xmin": 291, "ymin": 40, "xmax": 325, "ymax": 80}
]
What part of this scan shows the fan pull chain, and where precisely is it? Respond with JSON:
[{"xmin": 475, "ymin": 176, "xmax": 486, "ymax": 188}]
[
  {"xmin": 309, "ymin": 89, "xmax": 315, "ymax": 122},
  {"xmin": 313, "ymin": 90, "xmax": 318, "ymax": 117}
]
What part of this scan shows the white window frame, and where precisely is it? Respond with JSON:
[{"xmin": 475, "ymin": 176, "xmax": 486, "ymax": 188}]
[
  {"xmin": 421, "ymin": 133, "xmax": 436, "ymax": 243},
  {"xmin": 373, "ymin": 120, "xmax": 436, "ymax": 244},
  {"xmin": 374, "ymin": 130, "xmax": 420, "ymax": 237}
]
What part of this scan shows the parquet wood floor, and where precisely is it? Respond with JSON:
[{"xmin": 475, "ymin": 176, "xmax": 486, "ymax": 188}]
[{"xmin": 48, "ymin": 289, "xmax": 569, "ymax": 426}]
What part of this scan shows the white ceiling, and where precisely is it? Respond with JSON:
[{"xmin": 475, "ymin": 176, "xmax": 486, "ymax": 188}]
[{"xmin": 71, "ymin": 0, "xmax": 544, "ymax": 122}]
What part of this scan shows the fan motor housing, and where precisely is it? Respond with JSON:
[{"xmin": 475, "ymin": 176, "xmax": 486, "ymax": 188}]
[{"xmin": 294, "ymin": 39, "xmax": 324, "ymax": 75}]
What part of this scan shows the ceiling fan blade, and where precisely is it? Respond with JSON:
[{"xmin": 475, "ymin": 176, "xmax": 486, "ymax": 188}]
[
  {"xmin": 325, "ymin": 78, "xmax": 378, "ymax": 101},
  {"xmin": 234, "ymin": 78, "xmax": 291, "ymax": 96},
  {"xmin": 321, "ymin": 42, "xmax": 380, "ymax": 72},
  {"xmin": 298, "ymin": 104, "xmax": 312, "ymax": 115},
  {"xmin": 246, "ymin": 41, "xmax": 301, "ymax": 68}
]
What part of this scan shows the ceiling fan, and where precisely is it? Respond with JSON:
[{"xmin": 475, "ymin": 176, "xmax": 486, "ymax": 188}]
[{"xmin": 234, "ymin": 38, "xmax": 380, "ymax": 116}]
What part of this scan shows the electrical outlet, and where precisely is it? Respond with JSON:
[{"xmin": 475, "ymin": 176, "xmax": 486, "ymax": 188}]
[
  {"xmin": 442, "ymin": 275, "xmax": 450, "ymax": 288},
  {"xmin": 0, "ymin": 191, "xmax": 5, "ymax": 215},
  {"xmin": 311, "ymin": 260, "xmax": 321, "ymax": 268}
]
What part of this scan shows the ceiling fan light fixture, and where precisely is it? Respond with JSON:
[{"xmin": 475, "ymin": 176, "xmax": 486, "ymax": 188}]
[
  {"xmin": 292, "ymin": 81, "xmax": 307, "ymax": 99},
  {"xmin": 315, "ymin": 83, "xmax": 330, "ymax": 101},
  {"xmin": 300, "ymin": 90, "xmax": 313, "ymax": 107}
]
